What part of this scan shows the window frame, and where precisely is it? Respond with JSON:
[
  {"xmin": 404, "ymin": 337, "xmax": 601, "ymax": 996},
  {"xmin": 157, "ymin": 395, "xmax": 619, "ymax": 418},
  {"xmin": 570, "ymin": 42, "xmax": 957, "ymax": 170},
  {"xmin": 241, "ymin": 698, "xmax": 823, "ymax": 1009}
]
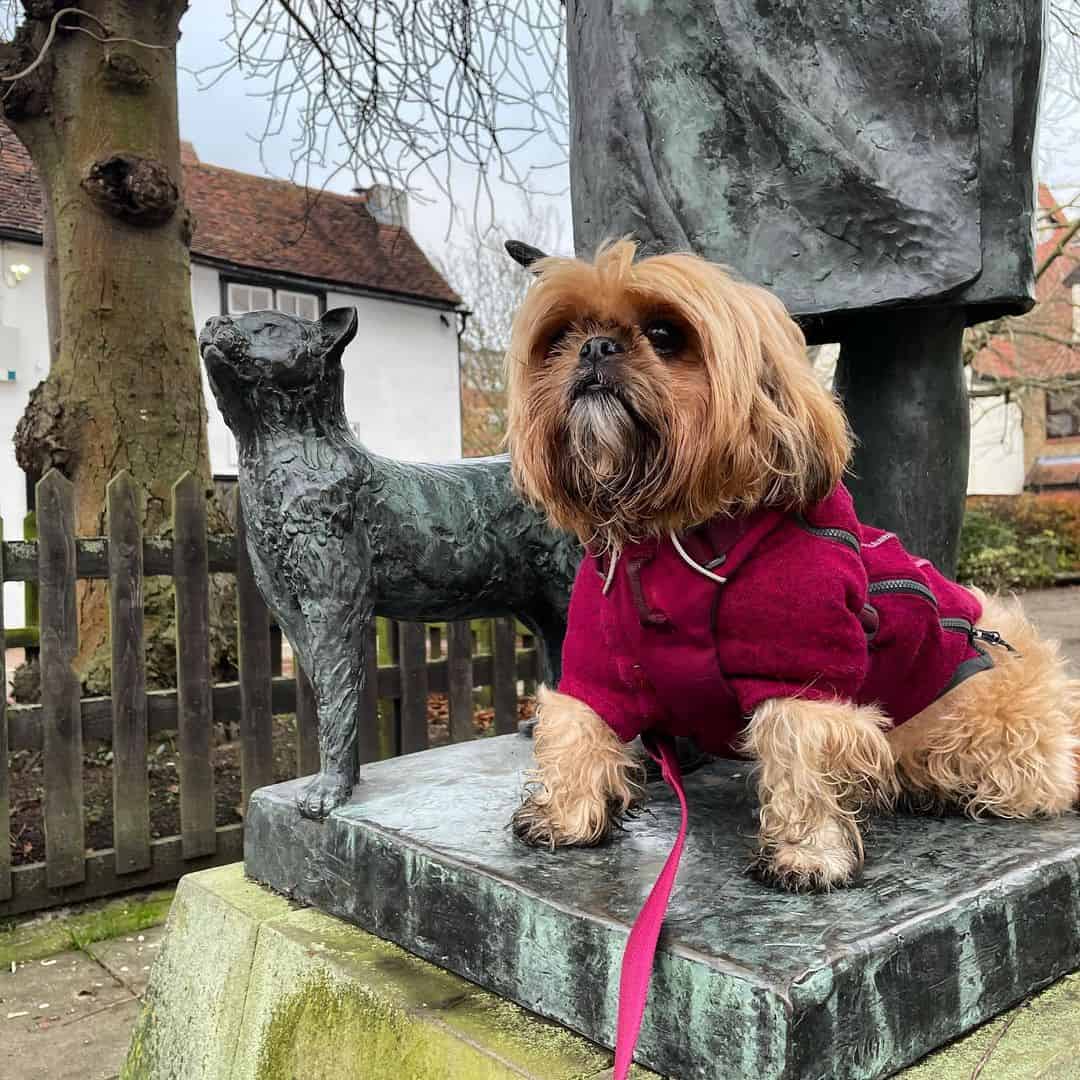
[
  {"xmin": 1045, "ymin": 387, "xmax": 1080, "ymax": 440},
  {"xmin": 275, "ymin": 288, "xmax": 322, "ymax": 320},
  {"xmin": 220, "ymin": 275, "xmax": 327, "ymax": 320}
]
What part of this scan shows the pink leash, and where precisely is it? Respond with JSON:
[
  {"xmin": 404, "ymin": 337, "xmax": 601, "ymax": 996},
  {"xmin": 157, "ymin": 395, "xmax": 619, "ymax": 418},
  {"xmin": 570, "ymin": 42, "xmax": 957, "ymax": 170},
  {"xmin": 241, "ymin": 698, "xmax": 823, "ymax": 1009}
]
[{"xmin": 613, "ymin": 734, "xmax": 688, "ymax": 1079}]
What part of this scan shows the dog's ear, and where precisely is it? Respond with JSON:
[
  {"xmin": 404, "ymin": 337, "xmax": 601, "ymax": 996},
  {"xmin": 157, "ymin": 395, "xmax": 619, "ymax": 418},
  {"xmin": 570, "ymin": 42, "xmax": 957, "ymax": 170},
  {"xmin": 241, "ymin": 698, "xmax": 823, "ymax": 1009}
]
[
  {"xmin": 505, "ymin": 240, "xmax": 548, "ymax": 273},
  {"xmin": 320, "ymin": 307, "xmax": 359, "ymax": 356}
]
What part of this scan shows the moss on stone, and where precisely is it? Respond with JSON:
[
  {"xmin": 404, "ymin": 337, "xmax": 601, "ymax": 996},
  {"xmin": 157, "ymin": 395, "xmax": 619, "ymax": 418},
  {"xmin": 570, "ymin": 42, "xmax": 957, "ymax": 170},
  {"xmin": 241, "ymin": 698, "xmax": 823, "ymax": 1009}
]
[
  {"xmin": 0, "ymin": 888, "xmax": 174, "ymax": 967},
  {"xmin": 255, "ymin": 971, "xmax": 627, "ymax": 1080}
]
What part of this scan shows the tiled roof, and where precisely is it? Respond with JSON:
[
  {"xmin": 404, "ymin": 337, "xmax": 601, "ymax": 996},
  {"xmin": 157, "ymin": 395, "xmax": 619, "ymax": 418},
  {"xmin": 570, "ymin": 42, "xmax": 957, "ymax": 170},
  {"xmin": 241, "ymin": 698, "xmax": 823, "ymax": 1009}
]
[
  {"xmin": 0, "ymin": 130, "xmax": 43, "ymax": 239},
  {"xmin": 0, "ymin": 129, "xmax": 461, "ymax": 308}
]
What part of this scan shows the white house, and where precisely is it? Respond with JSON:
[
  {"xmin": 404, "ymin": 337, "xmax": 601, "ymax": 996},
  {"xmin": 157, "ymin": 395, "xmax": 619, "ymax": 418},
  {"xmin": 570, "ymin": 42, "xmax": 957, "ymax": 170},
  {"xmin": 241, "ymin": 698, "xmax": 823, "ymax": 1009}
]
[{"xmin": 0, "ymin": 135, "xmax": 465, "ymax": 629}]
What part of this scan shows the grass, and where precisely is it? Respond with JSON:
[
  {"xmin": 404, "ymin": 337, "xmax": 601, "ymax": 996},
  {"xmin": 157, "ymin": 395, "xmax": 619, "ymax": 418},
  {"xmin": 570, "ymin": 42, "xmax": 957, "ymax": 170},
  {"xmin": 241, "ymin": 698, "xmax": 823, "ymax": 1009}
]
[{"xmin": 0, "ymin": 887, "xmax": 174, "ymax": 967}]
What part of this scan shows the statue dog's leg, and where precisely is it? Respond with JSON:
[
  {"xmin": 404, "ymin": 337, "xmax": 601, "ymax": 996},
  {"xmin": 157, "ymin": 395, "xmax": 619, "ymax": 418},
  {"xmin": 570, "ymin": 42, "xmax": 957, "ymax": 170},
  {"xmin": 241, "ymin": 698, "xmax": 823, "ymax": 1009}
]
[{"xmin": 295, "ymin": 604, "xmax": 368, "ymax": 819}]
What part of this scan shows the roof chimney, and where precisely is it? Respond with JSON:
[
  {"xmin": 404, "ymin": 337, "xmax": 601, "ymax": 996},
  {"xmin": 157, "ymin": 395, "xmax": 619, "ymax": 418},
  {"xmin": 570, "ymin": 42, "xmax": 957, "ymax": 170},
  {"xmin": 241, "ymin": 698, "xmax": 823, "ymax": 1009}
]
[{"xmin": 364, "ymin": 183, "xmax": 409, "ymax": 229}]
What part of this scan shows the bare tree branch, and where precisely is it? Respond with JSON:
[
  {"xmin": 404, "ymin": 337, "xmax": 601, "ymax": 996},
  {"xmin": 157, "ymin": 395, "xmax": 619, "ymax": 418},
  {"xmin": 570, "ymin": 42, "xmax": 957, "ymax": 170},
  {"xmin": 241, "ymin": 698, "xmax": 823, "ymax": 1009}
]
[{"xmin": 193, "ymin": 1, "xmax": 567, "ymax": 218}]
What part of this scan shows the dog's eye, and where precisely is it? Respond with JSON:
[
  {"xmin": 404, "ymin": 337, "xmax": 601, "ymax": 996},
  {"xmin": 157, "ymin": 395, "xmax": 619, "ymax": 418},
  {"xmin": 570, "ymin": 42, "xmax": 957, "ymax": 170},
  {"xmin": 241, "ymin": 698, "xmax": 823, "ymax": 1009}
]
[
  {"xmin": 644, "ymin": 321, "xmax": 683, "ymax": 356},
  {"xmin": 545, "ymin": 327, "xmax": 570, "ymax": 357}
]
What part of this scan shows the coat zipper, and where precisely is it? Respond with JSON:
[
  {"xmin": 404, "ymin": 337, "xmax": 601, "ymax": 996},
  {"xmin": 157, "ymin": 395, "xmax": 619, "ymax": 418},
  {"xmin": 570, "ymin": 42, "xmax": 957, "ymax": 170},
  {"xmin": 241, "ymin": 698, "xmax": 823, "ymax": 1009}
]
[
  {"xmin": 940, "ymin": 617, "xmax": 1017, "ymax": 652},
  {"xmin": 867, "ymin": 578, "xmax": 939, "ymax": 607},
  {"xmin": 795, "ymin": 516, "xmax": 860, "ymax": 556}
]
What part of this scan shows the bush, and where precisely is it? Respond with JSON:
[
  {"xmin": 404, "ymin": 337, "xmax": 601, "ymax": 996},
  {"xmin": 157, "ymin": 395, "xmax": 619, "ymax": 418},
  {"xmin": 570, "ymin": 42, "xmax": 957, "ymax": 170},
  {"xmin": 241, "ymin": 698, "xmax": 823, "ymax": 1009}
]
[{"xmin": 957, "ymin": 495, "xmax": 1080, "ymax": 590}]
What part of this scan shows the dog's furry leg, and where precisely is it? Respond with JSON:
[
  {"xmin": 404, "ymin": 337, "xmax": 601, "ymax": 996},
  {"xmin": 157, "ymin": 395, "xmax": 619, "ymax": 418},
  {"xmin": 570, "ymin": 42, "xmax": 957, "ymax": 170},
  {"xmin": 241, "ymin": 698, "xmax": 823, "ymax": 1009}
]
[
  {"xmin": 889, "ymin": 593, "xmax": 1080, "ymax": 817},
  {"xmin": 513, "ymin": 686, "xmax": 644, "ymax": 847},
  {"xmin": 742, "ymin": 697, "xmax": 897, "ymax": 891}
]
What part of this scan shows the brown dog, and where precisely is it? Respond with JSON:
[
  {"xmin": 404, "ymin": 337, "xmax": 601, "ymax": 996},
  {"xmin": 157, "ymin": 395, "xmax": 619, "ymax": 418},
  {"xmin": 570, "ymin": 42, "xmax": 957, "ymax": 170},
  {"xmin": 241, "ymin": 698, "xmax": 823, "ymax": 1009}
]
[{"xmin": 504, "ymin": 240, "xmax": 1079, "ymax": 891}]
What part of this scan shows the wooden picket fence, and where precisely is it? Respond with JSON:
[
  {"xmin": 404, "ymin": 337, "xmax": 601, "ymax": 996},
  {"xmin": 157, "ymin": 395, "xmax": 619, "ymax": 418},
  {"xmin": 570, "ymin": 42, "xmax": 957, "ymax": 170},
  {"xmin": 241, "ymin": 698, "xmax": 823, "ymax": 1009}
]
[{"xmin": 0, "ymin": 469, "xmax": 539, "ymax": 917}]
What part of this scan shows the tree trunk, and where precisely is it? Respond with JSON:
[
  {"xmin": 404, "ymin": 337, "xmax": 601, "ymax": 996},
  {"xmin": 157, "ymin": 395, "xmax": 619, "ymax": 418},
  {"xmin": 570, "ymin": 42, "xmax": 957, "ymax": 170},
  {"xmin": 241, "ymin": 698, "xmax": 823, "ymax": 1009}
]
[{"xmin": 2, "ymin": 1, "xmax": 217, "ymax": 687}]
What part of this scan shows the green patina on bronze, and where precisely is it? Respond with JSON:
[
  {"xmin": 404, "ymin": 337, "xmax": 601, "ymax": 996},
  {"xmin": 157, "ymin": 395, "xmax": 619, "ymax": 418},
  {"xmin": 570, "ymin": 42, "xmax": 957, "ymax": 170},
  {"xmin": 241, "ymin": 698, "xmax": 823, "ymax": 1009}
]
[{"xmin": 243, "ymin": 736, "xmax": 1080, "ymax": 1078}]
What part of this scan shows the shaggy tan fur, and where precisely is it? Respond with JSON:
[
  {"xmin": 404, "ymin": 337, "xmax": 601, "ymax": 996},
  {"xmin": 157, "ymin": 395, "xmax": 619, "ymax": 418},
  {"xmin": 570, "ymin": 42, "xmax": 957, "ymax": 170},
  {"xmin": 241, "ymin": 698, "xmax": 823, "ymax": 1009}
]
[
  {"xmin": 888, "ymin": 591, "xmax": 1080, "ymax": 819},
  {"xmin": 741, "ymin": 697, "xmax": 898, "ymax": 889},
  {"xmin": 504, "ymin": 239, "xmax": 1080, "ymax": 889},
  {"xmin": 512, "ymin": 686, "xmax": 644, "ymax": 848}
]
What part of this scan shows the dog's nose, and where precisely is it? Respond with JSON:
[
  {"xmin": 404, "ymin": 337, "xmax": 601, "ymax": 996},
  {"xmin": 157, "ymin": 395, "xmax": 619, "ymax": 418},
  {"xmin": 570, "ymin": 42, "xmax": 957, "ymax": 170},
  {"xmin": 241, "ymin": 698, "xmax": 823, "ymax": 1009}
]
[{"xmin": 578, "ymin": 336, "xmax": 624, "ymax": 366}]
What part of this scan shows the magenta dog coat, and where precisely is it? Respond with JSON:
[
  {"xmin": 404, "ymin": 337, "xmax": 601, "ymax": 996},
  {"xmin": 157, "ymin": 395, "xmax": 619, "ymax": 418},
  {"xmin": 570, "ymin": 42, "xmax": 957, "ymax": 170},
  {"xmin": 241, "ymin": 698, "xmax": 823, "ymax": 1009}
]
[{"xmin": 559, "ymin": 484, "xmax": 990, "ymax": 753}]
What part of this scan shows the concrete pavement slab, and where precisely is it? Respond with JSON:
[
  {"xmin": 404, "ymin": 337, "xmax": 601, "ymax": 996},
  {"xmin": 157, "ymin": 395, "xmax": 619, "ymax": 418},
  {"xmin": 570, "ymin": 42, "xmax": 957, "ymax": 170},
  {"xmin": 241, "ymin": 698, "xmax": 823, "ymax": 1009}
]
[
  {"xmin": 1, "ymin": 948, "xmax": 137, "ymax": 1080},
  {"xmin": 86, "ymin": 927, "xmax": 166, "ymax": 998}
]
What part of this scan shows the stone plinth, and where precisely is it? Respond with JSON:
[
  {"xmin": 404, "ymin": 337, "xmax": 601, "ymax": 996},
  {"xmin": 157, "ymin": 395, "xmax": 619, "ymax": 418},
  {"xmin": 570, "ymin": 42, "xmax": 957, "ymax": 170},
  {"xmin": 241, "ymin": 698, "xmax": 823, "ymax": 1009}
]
[
  {"xmin": 244, "ymin": 736, "xmax": 1080, "ymax": 1079},
  {"xmin": 124, "ymin": 864, "xmax": 640, "ymax": 1080}
]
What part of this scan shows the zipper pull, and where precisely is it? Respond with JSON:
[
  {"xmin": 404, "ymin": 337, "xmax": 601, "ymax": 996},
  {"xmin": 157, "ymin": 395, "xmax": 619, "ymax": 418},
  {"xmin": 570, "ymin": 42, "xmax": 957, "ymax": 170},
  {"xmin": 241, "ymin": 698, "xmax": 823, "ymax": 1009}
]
[{"xmin": 972, "ymin": 628, "xmax": 1018, "ymax": 653}]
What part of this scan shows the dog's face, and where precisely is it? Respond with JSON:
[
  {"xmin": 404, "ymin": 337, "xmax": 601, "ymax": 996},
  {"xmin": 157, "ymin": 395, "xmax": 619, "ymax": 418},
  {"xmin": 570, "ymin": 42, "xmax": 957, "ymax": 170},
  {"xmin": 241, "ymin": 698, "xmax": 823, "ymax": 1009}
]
[
  {"xmin": 200, "ymin": 307, "xmax": 357, "ymax": 432},
  {"xmin": 505, "ymin": 241, "xmax": 850, "ymax": 548}
]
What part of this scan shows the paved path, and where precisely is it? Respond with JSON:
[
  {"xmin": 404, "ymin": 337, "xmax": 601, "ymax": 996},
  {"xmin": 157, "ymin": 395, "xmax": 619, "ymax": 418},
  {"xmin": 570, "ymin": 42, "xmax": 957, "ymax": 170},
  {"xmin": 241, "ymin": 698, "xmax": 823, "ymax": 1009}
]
[
  {"xmin": 1, "ymin": 927, "xmax": 164, "ymax": 1080},
  {"xmin": 1020, "ymin": 585, "xmax": 1080, "ymax": 674}
]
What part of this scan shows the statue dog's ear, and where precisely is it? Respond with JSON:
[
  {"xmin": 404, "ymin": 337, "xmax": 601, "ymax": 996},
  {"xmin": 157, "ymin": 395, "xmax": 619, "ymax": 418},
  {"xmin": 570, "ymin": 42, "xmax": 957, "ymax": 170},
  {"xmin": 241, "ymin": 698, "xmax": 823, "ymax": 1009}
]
[
  {"xmin": 505, "ymin": 240, "xmax": 548, "ymax": 273},
  {"xmin": 320, "ymin": 307, "xmax": 359, "ymax": 355}
]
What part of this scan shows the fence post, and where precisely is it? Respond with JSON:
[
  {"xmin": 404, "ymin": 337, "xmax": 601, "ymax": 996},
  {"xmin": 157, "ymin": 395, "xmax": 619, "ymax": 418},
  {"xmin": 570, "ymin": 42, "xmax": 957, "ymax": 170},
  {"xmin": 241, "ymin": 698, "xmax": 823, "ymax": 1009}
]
[
  {"xmin": 37, "ymin": 469, "xmax": 84, "ymax": 889},
  {"xmin": 22, "ymin": 510, "xmax": 38, "ymax": 662},
  {"xmin": 447, "ymin": 621, "xmax": 474, "ymax": 743},
  {"xmin": 172, "ymin": 473, "xmax": 217, "ymax": 858},
  {"xmin": 475, "ymin": 620, "xmax": 493, "ymax": 709},
  {"xmin": 360, "ymin": 621, "xmax": 383, "ymax": 763},
  {"xmin": 398, "ymin": 622, "xmax": 429, "ymax": 754},
  {"xmin": 492, "ymin": 617, "xmax": 519, "ymax": 736},
  {"xmin": 295, "ymin": 662, "xmax": 319, "ymax": 776},
  {"xmin": 235, "ymin": 494, "xmax": 274, "ymax": 810},
  {"xmin": 107, "ymin": 472, "xmax": 150, "ymax": 875},
  {"xmin": 0, "ymin": 520, "xmax": 10, "ymax": 902},
  {"xmin": 520, "ymin": 628, "xmax": 537, "ymax": 697}
]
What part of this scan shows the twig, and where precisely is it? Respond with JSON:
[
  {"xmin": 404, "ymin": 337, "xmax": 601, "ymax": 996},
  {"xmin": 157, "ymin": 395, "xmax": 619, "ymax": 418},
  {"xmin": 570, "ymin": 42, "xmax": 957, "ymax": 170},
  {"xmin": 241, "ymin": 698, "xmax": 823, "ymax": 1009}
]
[
  {"xmin": 1036, "ymin": 215, "xmax": 1080, "ymax": 281},
  {"xmin": 969, "ymin": 999, "xmax": 1032, "ymax": 1080}
]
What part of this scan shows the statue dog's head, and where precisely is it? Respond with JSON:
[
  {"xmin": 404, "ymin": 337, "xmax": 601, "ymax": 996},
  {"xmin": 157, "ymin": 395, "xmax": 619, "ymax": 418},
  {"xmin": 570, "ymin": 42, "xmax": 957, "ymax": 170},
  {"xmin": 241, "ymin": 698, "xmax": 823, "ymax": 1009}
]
[{"xmin": 200, "ymin": 307, "xmax": 358, "ymax": 437}]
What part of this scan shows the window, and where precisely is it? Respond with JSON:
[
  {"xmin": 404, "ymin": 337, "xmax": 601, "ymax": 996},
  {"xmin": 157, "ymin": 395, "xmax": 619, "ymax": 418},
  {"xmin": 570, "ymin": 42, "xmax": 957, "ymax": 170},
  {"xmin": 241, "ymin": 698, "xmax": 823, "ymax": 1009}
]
[
  {"xmin": 227, "ymin": 282, "xmax": 273, "ymax": 314},
  {"xmin": 1046, "ymin": 389, "xmax": 1080, "ymax": 439},
  {"xmin": 276, "ymin": 289, "xmax": 320, "ymax": 320},
  {"xmin": 226, "ymin": 281, "xmax": 321, "ymax": 319}
]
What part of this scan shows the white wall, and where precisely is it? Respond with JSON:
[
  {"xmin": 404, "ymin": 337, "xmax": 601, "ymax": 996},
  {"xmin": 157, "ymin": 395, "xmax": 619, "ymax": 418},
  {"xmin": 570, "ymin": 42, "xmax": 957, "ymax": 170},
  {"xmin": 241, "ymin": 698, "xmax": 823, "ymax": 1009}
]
[
  {"xmin": 0, "ymin": 239, "xmax": 48, "ymax": 629},
  {"xmin": 1, "ymin": 250, "xmax": 462, "ymax": 631},
  {"xmin": 190, "ymin": 263, "xmax": 235, "ymax": 477},
  {"xmin": 968, "ymin": 388, "xmax": 1026, "ymax": 495},
  {"xmin": 327, "ymin": 289, "xmax": 462, "ymax": 463}
]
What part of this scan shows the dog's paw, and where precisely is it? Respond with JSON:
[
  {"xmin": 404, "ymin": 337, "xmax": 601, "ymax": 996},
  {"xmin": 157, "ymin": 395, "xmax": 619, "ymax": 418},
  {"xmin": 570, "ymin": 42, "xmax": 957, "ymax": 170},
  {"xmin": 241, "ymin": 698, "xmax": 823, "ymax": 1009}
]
[
  {"xmin": 752, "ymin": 820, "xmax": 860, "ymax": 893},
  {"xmin": 511, "ymin": 799, "xmax": 573, "ymax": 849},
  {"xmin": 296, "ymin": 770, "xmax": 353, "ymax": 820},
  {"xmin": 511, "ymin": 796, "xmax": 612, "ymax": 849}
]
